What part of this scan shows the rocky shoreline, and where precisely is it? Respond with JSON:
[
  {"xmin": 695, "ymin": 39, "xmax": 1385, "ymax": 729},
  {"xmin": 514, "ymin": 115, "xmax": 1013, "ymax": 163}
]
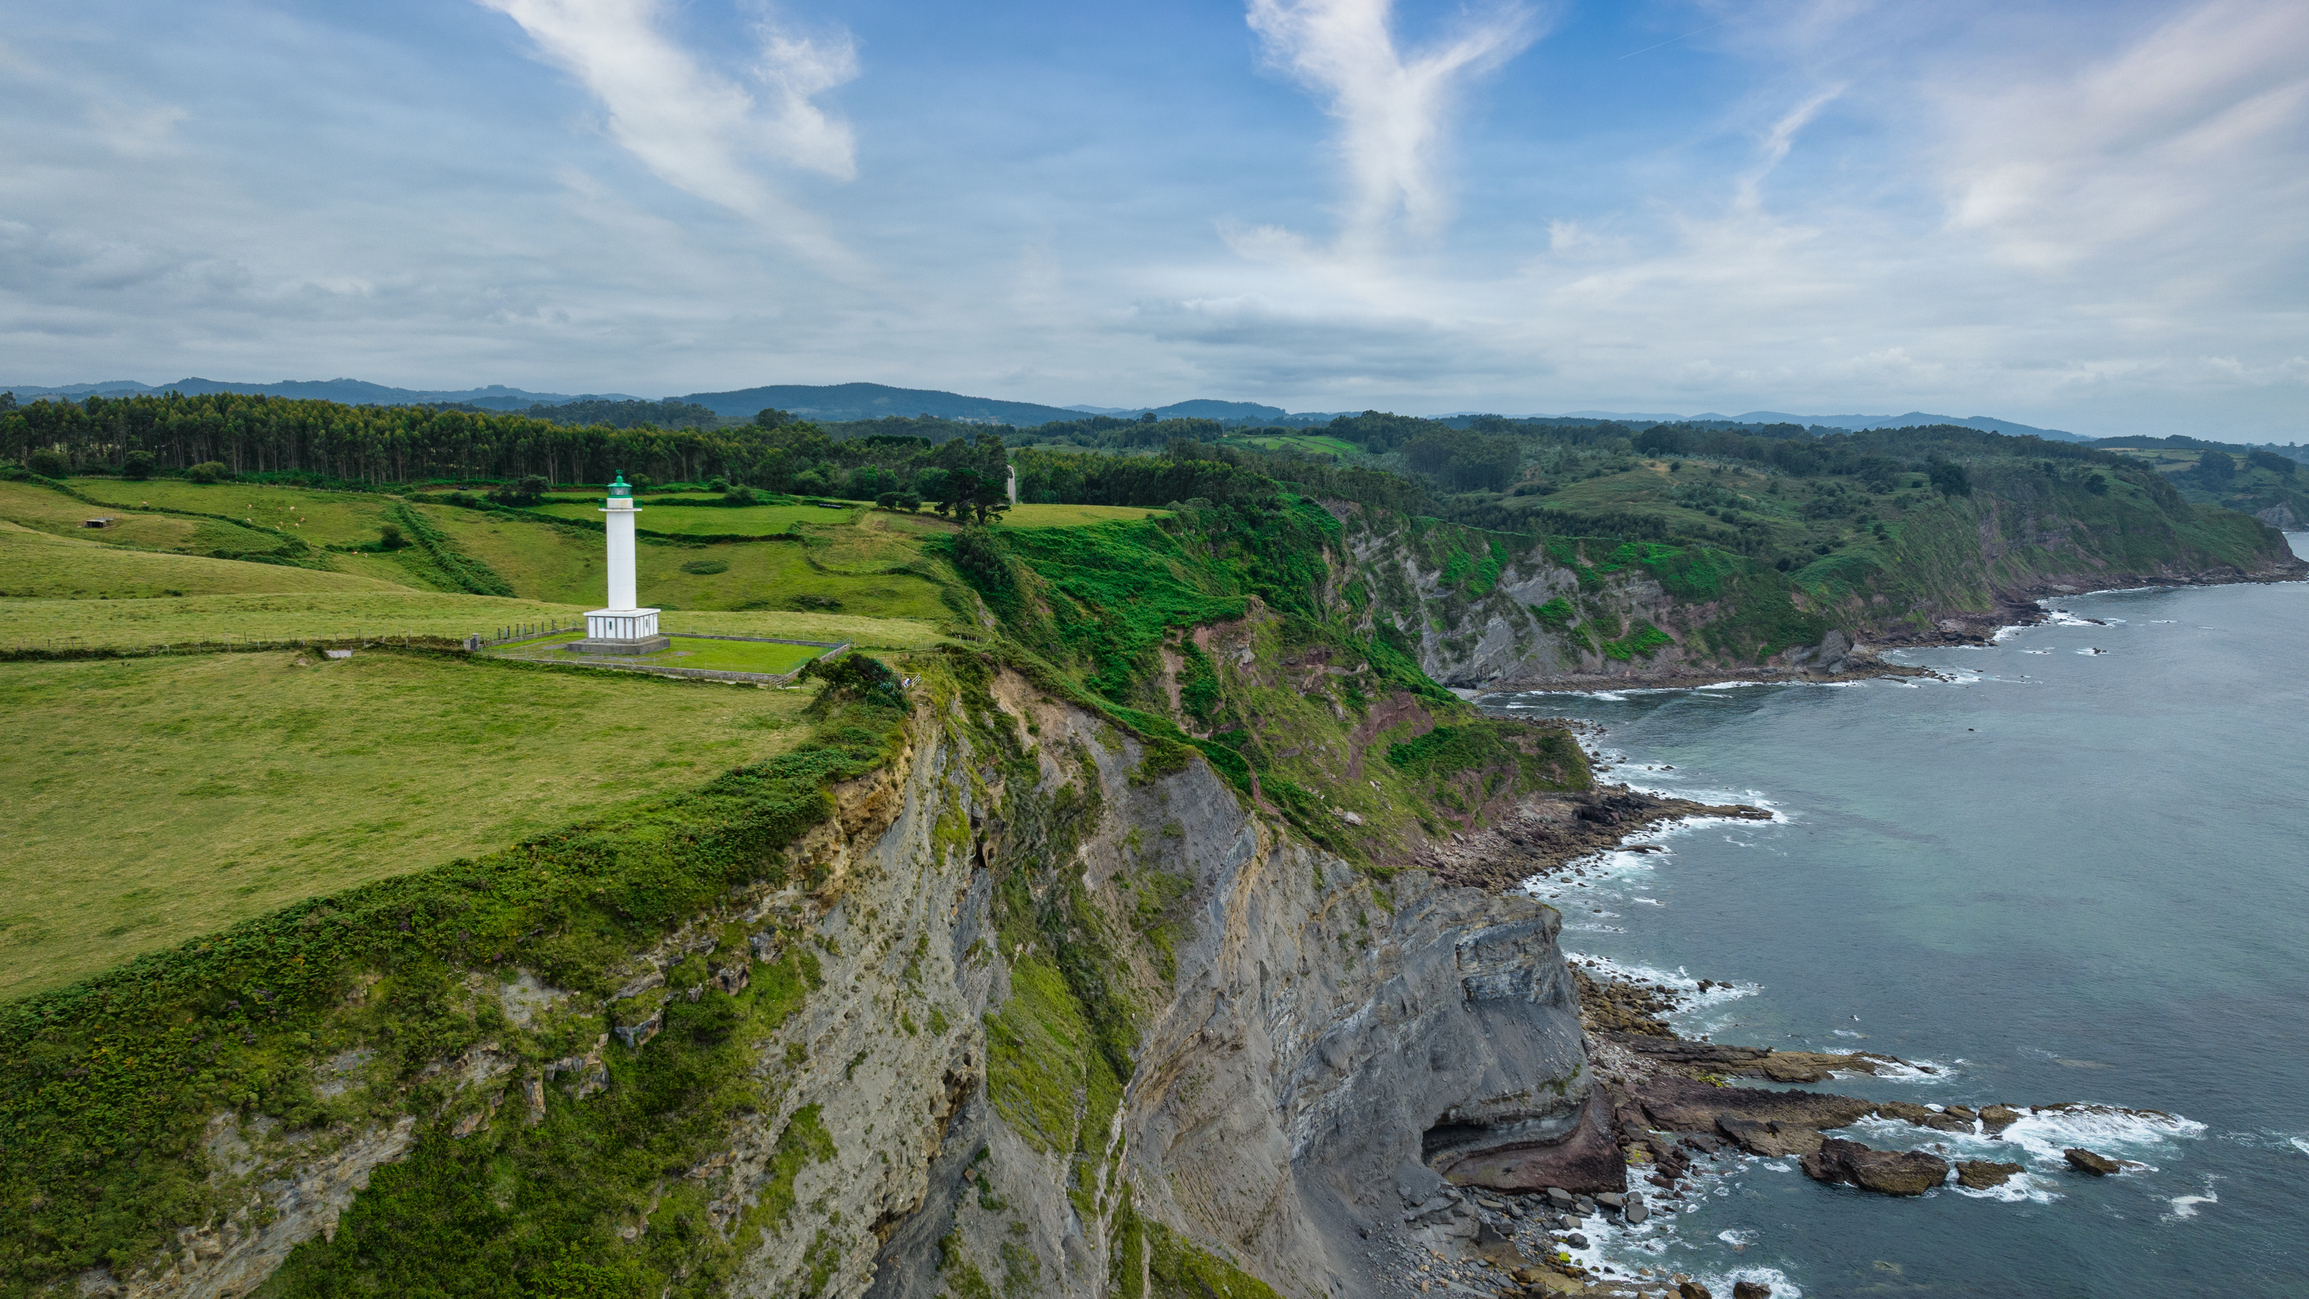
[
  {"xmin": 1362, "ymin": 954, "xmax": 2167, "ymax": 1299},
  {"xmin": 1480, "ymin": 659, "xmax": 1937, "ymax": 697},
  {"xmin": 1363, "ymin": 723, "xmax": 2170, "ymax": 1299}
]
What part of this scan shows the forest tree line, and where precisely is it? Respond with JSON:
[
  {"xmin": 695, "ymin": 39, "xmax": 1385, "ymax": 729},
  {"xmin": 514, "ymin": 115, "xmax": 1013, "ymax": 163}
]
[{"xmin": 0, "ymin": 391, "xmax": 1007, "ymax": 496}]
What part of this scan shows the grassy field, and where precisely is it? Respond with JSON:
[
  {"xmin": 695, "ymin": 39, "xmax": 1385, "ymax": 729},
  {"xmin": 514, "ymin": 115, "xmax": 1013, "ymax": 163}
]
[
  {"xmin": 0, "ymin": 588, "xmax": 947, "ymax": 652},
  {"xmin": 487, "ymin": 633, "xmax": 834, "ymax": 675},
  {"xmin": 416, "ymin": 502, "xmax": 958, "ymax": 621},
  {"xmin": 526, "ymin": 499, "xmax": 864, "ymax": 535},
  {"xmin": 1221, "ymin": 432, "xmax": 1362, "ymax": 459},
  {"xmin": 1, "ymin": 480, "xmax": 290, "ymax": 555},
  {"xmin": 0, "ymin": 522, "xmax": 410, "ymax": 602},
  {"xmin": 0, "ymin": 589, "xmax": 580, "ymax": 650},
  {"xmin": 66, "ymin": 477, "xmax": 404, "ymax": 548},
  {"xmin": 998, "ymin": 503, "xmax": 1168, "ymax": 527},
  {"xmin": 0, "ymin": 650, "xmax": 822, "ymax": 999}
]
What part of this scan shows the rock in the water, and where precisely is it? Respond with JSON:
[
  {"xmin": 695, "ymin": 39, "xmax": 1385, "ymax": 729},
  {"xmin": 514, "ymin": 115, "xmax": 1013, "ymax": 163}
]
[
  {"xmin": 1979, "ymin": 1104, "xmax": 2022, "ymax": 1134},
  {"xmin": 1717, "ymin": 1115, "xmax": 1824, "ymax": 1157},
  {"xmin": 2064, "ymin": 1147, "xmax": 2123, "ymax": 1176},
  {"xmin": 1872, "ymin": 1100, "xmax": 1975, "ymax": 1133},
  {"xmin": 1955, "ymin": 1159, "xmax": 2026, "ymax": 1189},
  {"xmin": 1564, "ymin": 1232, "xmax": 1588, "ymax": 1248},
  {"xmin": 1624, "ymin": 1200, "xmax": 1649, "ymax": 1224},
  {"xmin": 1800, "ymin": 1138, "xmax": 1951, "ymax": 1196},
  {"xmin": 1634, "ymin": 1077, "xmax": 1875, "ymax": 1134},
  {"xmin": 1733, "ymin": 1282, "xmax": 1772, "ymax": 1299},
  {"xmin": 1678, "ymin": 1282, "xmax": 1715, "ymax": 1299},
  {"xmin": 1593, "ymin": 1191, "xmax": 1625, "ymax": 1209}
]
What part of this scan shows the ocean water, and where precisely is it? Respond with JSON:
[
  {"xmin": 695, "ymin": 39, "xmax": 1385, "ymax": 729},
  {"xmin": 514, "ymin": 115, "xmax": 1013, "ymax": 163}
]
[{"xmin": 1478, "ymin": 538, "xmax": 2309, "ymax": 1298}]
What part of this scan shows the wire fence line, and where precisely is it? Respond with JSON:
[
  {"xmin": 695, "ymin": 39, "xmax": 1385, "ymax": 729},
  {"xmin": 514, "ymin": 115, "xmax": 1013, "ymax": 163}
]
[{"xmin": 2, "ymin": 631, "xmax": 854, "ymax": 687}]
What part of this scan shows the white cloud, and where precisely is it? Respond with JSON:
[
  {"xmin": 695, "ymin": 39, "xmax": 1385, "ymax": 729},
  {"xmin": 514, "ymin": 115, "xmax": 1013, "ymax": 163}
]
[
  {"xmin": 480, "ymin": 0, "xmax": 860, "ymax": 258},
  {"xmin": 1246, "ymin": 0, "xmax": 1538, "ymax": 248},
  {"xmin": 1935, "ymin": 0, "xmax": 2309, "ymax": 280}
]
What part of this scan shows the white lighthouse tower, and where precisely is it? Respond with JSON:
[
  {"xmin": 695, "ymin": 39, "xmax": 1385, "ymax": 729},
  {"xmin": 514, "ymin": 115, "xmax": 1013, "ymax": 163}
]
[{"xmin": 573, "ymin": 474, "xmax": 668, "ymax": 653}]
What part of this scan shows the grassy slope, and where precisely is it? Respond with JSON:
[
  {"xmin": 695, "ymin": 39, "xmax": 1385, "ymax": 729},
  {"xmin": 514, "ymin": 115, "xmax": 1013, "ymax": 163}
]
[
  {"xmin": 66, "ymin": 478, "xmax": 402, "ymax": 548},
  {"xmin": 0, "ymin": 523, "xmax": 410, "ymax": 602},
  {"xmin": 0, "ymin": 673, "xmax": 913, "ymax": 1295},
  {"xmin": 0, "ymin": 650, "xmax": 817, "ymax": 1000},
  {"xmin": 2099, "ymin": 447, "xmax": 2309, "ymax": 521},
  {"xmin": 424, "ymin": 503, "xmax": 957, "ymax": 622},
  {"xmin": 1509, "ymin": 455, "xmax": 2299, "ymax": 641},
  {"xmin": 0, "ymin": 481, "xmax": 284, "ymax": 556},
  {"xmin": 1797, "ymin": 461, "xmax": 2294, "ymax": 635}
]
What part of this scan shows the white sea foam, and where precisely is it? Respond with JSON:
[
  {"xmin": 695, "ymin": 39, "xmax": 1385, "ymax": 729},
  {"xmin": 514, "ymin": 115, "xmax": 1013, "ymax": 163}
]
[
  {"xmin": 1703, "ymin": 1268, "xmax": 1799, "ymax": 1298},
  {"xmin": 1849, "ymin": 1103, "xmax": 2203, "ymax": 1183},
  {"xmin": 1863, "ymin": 1055, "xmax": 1959, "ymax": 1084},
  {"xmin": 1716, "ymin": 1229, "xmax": 1755, "ymax": 1248},
  {"xmin": 1952, "ymin": 1166, "xmax": 2049, "ymax": 1204},
  {"xmin": 2291, "ymin": 1137, "xmax": 2309, "ymax": 1158},
  {"xmin": 2165, "ymin": 1179, "xmax": 2218, "ymax": 1221}
]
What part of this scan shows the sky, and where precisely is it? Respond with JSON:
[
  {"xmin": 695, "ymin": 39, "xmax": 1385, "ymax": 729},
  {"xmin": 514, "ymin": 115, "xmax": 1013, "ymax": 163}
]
[{"xmin": 2, "ymin": 0, "xmax": 2305, "ymax": 437}]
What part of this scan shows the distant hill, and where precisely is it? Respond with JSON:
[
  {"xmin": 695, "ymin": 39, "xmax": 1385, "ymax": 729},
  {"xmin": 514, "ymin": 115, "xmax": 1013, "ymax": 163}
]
[
  {"xmin": 1550, "ymin": 410, "xmax": 2089, "ymax": 441},
  {"xmin": 0, "ymin": 378, "xmax": 643, "ymax": 409},
  {"xmin": 1738, "ymin": 412, "xmax": 2090, "ymax": 442},
  {"xmin": 676, "ymin": 382, "xmax": 1089, "ymax": 426}
]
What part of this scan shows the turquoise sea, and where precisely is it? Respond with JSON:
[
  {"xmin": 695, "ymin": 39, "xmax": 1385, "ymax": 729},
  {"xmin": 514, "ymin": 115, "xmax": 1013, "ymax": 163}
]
[{"xmin": 1478, "ymin": 537, "xmax": 2309, "ymax": 1298}]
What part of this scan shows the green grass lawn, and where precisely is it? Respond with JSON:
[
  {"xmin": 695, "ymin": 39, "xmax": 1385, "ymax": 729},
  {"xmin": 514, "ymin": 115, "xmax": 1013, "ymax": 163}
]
[
  {"xmin": 486, "ymin": 634, "xmax": 833, "ymax": 676},
  {"xmin": 0, "ymin": 522, "xmax": 410, "ymax": 602},
  {"xmin": 66, "ymin": 477, "xmax": 404, "ymax": 548},
  {"xmin": 525, "ymin": 500, "xmax": 865, "ymax": 535},
  {"xmin": 0, "ymin": 649, "xmax": 824, "ymax": 1000},
  {"xmin": 0, "ymin": 588, "xmax": 947, "ymax": 653}
]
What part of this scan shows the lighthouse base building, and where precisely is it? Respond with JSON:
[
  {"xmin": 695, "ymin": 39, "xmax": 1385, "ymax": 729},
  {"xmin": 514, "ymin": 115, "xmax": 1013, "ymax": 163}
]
[{"xmin": 570, "ymin": 473, "xmax": 670, "ymax": 654}]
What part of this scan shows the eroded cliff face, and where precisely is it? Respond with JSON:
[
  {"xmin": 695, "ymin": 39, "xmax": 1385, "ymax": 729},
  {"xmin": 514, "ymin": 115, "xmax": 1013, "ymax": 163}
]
[
  {"xmin": 826, "ymin": 671, "xmax": 1600, "ymax": 1299},
  {"xmin": 81, "ymin": 668, "xmax": 1596, "ymax": 1299},
  {"xmin": 1329, "ymin": 505, "xmax": 1858, "ymax": 690}
]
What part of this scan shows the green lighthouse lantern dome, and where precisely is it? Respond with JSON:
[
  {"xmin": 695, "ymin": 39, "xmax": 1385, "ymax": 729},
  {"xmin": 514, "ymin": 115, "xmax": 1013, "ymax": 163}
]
[{"xmin": 608, "ymin": 474, "xmax": 632, "ymax": 500}]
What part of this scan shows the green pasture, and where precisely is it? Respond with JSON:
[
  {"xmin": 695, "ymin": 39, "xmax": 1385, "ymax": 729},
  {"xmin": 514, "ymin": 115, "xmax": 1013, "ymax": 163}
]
[
  {"xmin": 0, "ymin": 590, "xmax": 580, "ymax": 650},
  {"xmin": 0, "ymin": 480, "xmax": 282, "ymax": 556},
  {"xmin": 67, "ymin": 477, "xmax": 403, "ymax": 548},
  {"xmin": 486, "ymin": 633, "xmax": 833, "ymax": 676},
  {"xmin": 1222, "ymin": 433, "xmax": 1362, "ymax": 458},
  {"xmin": 0, "ymin": 522, "xmax": 409, "ymax": 601},
  {"xmin": 526, "ymin": 499, "xmax": 864, "ymax": 535},
  {"xmin": 1529, "ymin": 464, "xmax": 1734, "ymax": 532},
  {"xmin": 0, "ymin": 649, "xmax": 819, "ymax": 1000},
  {"xmin": 413, "ymin": 501, "xmax": 954, "ymax": 621},
  {"xmin": 0, "ymin": 587, "xmax": 945, "ymax": 653},
  {"xmin": 998, "ymin": 503, "xmax": 1168, "ymax": 527}
]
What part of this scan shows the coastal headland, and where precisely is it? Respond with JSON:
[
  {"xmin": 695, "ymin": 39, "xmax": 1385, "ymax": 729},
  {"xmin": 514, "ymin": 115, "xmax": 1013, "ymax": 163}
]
[{"xmin": 0, "ymin": 412, "xmax": 2300, "ymax": 1298}]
